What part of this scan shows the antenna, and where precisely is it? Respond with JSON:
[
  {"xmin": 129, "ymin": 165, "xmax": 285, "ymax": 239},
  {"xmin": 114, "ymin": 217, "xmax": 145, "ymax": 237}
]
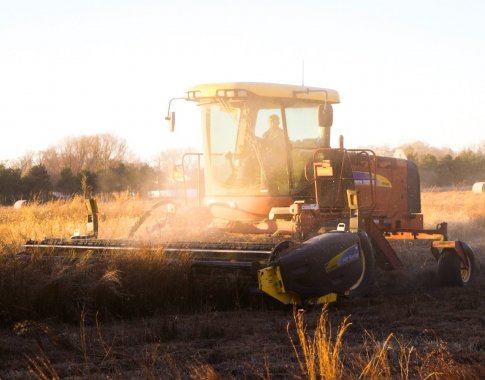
[{"xmin": 301, "ymin": 60, "xmax": 305, "ymax": 86}]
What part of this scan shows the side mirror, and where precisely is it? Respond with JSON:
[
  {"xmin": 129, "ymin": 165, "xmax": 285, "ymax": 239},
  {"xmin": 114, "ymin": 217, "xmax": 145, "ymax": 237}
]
[
  {"xmin": 166, "ymin": 112, "xmax": 176, "ymax": 132},
  {"xmin": 318, "ymin": 104, "xmax": 333, "ymax": 128}
]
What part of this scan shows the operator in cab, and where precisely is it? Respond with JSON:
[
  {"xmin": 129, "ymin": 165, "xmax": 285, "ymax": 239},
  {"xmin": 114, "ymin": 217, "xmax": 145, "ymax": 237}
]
[
  {"xmin": 261, "ymin": 114, "xmax": 288, "ymax": 193},
  {"xmin": 262, "ymin": 114, "xmax": 285, "ymax": 149}
]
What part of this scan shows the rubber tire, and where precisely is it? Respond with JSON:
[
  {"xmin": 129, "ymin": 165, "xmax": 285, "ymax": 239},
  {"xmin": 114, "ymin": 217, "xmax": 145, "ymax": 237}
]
[
  {"xmin": 343, "ymin": 232, "xmax": 376, "ymax": 298},
  {"xmin": 438, "ymin": 243, "xmax": 478, "ymax": 287}
]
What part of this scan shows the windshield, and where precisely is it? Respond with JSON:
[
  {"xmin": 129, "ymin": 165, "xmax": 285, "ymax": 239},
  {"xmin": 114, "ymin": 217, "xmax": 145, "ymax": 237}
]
[{"xmin": 201, "ymin": 100, "xmax": 324, "ymax": 197}]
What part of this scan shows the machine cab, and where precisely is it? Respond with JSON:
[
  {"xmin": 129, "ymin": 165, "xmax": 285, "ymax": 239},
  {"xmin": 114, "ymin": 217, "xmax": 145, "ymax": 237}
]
[{"xmin": 170, "ymin": 83, "xmax": 340, "ymax": 221}]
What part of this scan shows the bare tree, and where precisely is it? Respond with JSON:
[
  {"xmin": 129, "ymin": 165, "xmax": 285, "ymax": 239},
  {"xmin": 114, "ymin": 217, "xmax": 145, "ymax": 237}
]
[
  {"xmin": 39, "ymin": 134, "xmax": 129, "ymax": 179},
  {"xmin": 16, "ymin": 151, "xmax": 36, "ymax": 177}
]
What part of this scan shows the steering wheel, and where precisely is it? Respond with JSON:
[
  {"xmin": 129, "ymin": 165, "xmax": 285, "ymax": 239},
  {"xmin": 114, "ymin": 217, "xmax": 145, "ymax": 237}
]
[{"xmin": 304, "ymin": 159, "xmax": 315, "ymax": 183}]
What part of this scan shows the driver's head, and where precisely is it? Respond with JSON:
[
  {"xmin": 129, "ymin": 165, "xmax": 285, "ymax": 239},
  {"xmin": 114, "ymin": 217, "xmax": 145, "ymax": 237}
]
[{"xmin": 268, "ymin": 114, "xmax": 280, "ymax": 128}]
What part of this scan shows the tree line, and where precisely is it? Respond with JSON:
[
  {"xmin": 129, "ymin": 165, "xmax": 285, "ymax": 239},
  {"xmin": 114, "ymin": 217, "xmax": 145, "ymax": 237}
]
[
  {"xmin": 402, "ymin": 142, "xmax": 485, "ymax": 188},
  {"xmin": 0, "ymin": 162, "xmax": 159, "ymax": 205},
  {"xmin": 0, "ymin": 134, "xmax": 165, "ymax": 205}
]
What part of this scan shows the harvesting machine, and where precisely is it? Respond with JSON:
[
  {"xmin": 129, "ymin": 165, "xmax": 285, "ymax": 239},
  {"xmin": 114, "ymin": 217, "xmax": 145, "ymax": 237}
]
[{"xmin": 24, "ymin": 82, "xmax": 478, "ymax": 305}]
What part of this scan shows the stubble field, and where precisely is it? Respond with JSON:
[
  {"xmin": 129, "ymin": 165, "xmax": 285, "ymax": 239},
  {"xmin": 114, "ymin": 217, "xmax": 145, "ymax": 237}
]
[{"xmin": 0, "ymin": 191, "xmax": 484, "ymax": 379}]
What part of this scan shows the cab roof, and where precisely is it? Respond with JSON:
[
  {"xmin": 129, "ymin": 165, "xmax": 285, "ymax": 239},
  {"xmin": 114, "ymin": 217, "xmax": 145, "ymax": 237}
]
[{"xmin": 186, "ymin": 82, "xmax": 340, "ymax": 103}]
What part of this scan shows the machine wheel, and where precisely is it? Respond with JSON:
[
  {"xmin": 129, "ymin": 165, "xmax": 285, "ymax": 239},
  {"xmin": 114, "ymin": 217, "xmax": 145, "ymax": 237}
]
[
  {"xmin": 438, "ymin": 244, "xmax": 478, "ymax": 287},
  {"xmin": 344, "ymin": 232, "xmax": 376, "ymax": 298}
]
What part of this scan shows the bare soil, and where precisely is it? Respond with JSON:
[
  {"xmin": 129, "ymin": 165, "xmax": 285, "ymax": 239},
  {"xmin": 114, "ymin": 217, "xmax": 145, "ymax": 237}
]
[{"xmin": 0, "ymin": 241, "xmax": 484, "ymax": 379}]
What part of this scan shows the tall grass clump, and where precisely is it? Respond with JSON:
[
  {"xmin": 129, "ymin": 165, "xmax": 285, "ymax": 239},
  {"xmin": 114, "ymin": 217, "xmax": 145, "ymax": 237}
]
[
  {"xmin": 357, "ymin": 333, "xmax": 414, "ymax": 379},
  {"xmin": 287, "ymin": 307, "xmax": 480, "ymax": 379},
  {"xmin": 288, "ymin": 307, "xmax": 350, "ymax": 380}
]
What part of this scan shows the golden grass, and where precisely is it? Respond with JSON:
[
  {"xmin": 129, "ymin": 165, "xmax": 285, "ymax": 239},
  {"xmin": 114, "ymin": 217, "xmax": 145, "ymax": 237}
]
[
  {"xmin": 289, "ymin": 307, "xmax": 350, "ymax": 380},
  {"xmin": 422, "ymin": 191, "xmax": 485, "ymax": 243},
  {"xmin": 421, "ymin": 191, "xmax": 485, "ymax": 224},
  {"xmin": 0, "ymin": 197, "xmax": 84, "ymax": 251},
  {"xmin": 0, "ymin": 194, "xmax": 149, "ymax": 252},
  {"xmin": 289, "ymin": 307, "xmax": 480, "ymax": 380},
  {"xmin": 1, "ymin": 189, "xmax": 483, "ymax": 251}
]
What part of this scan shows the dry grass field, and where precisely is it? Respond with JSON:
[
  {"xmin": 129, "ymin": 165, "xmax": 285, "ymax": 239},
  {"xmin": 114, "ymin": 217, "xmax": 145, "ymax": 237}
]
[{"xmin": 0, "ymin": 191, "xmax": 484, "ymax": 378}]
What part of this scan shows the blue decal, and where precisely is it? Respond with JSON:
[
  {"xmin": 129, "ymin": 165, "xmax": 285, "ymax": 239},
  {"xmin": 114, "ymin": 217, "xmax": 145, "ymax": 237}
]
[
  {"xmin": 338, "ymin": 244, "xmax": 360, "ymax": 266},
  {"xmin": 353, "ymin": 172, "xmax": 392, "ymax": 187}
]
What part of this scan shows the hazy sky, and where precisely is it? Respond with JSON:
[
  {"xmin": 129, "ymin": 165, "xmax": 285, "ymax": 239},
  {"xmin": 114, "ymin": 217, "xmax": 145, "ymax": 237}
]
[{"xmin": 1, "ymin": 0, "xmax": 485, "ymax": 162}]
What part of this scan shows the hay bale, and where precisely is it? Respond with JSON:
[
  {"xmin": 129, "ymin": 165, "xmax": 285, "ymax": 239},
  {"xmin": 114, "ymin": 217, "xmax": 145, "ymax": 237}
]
[
  {"xmin": 472, "ymin": 182, "xmax": 485, "ymax": 193},
  {"xmin": 13, "ymin": 200, "xmax": 27, "ymax": 209}
]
